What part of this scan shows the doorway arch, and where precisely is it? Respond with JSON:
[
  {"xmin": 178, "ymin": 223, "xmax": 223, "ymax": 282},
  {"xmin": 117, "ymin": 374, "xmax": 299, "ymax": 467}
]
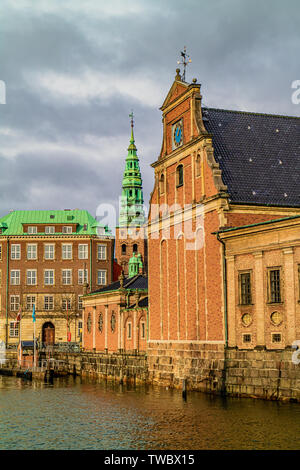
[{"xmin": 42, "ymin": 322, "xmax": 55, "ymax": 345}]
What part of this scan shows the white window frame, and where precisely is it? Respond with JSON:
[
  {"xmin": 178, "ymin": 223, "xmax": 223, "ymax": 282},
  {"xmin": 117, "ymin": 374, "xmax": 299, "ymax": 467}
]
[
  {"xmin": 78, "ymin": 296, "xmax": 83, "ymax": 310},
  {"xmin": 97, "ymin": 244, "xmax": 107, "ymax": 260},
  {"xmin": 44, "ymin": 269, "xmax": 54, "ymax": 285},
  {"xmin": 44, "ymin": 244, "xmax": 55, "ymax": 260},
  {"xmin": 62, "ymin": 226, "xmax": 72, "ymax": 234},
  {"xmin": 140, "ymin": 321, "xmax": 146, "ymax": 339},
  {"xmin": 45, "ymin": 226, "xmax": 55, "ymax": 234},
  {"xmin": 28, "ymin": 226, "xmax": 37, "ymax": 234},
  {"xmin": 11, "ymin": 244, "xmax": 21, "ymax": 260},
  {"xmin": 62, "ymin": 269, "xmax": 72, "ymax": 285},
  {"xmin": 26, "ymin": 269, "xmax": 37, "ymax": 285},
  {"xmin": 62, "ymin": 298, "xmax": 71, "ymax": 310},
  {"xmin": 9, "ymin": 321, "xmax": 19, "ymax": 337},
  {"xmin": 62, "ymin": 243, "xmax": 72, "ymax": 260},
  {"xmin": 78, "ymin": 269, "xmax": 88, "ymax": 285},
  {"xmin": 10, "ymin": 270, "xmax": 20, "ymax": 285},
  {"xmin": 44, "ymin": 296, "xmax": 54, "ymax": 310},
  {"xmin": 10, "ymin": 295, "xmax": 20, "ymax": 312},
  {"xmin": 26, "ymin": 296, "xmax": 36, "ymax": 311},
  {"xmin": 97, "ymin": 269, "xmax": 107, "ymax": 286},
  {"xmin": 78, "ymin": 244, "xmax": 88, "ymax": 259},
  {"xmin": 27, "ymin": 243, "xmax": 37, "ymax": 260}
]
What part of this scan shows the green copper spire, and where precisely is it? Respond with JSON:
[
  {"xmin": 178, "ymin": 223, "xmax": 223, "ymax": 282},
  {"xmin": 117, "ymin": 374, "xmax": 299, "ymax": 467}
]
[
  {"xmin": 119, "ymin": 113, "xmax": 145, "ymax": 227},
  {"xmin": 128, "ymin": 252, "xmax": 143, "ymax": 277}
]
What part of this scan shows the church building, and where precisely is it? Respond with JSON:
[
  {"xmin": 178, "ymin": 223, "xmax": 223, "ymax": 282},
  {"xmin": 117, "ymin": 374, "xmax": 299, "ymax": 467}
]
[{"xmin": 147, "ymin": 68, "xmax": 300, "ymax": 389}]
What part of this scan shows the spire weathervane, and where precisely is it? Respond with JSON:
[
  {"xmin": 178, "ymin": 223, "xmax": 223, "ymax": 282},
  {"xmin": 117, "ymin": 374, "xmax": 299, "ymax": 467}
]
[
  {"xmin": 177, "ymin": 46, "xmax": 192, "ymax": 82},
  {"xmin": 129, "ymin": 110, "xmax": 134, "ymax": 128}
]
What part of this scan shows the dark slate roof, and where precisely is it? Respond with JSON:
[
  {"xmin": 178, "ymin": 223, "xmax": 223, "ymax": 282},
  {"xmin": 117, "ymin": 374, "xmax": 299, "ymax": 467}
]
[
  {"xmin": 90, "ymin": 274, "xmax": 148, "ymax": 295},
  {"xmin": 202, "ymin": 107, "xmax": 300, "ymax": 207},
  {"xmin": 127, "ymin": 296, "xmax": 148, "ymax": 309}
]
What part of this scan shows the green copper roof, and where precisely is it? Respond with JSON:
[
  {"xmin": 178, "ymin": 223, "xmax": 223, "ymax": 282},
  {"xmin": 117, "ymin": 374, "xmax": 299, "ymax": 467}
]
[
  {"xmin": 0, "ymin": 209, "xmax": 112, "ymax": 236},
  {"xmin": 119, "ymin": 116, "xmax": 145, "ymax": 227}
]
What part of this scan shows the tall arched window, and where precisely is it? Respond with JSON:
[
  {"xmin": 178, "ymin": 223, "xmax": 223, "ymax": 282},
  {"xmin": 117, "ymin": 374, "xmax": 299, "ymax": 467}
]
[
  {"xmin": 176, "ymin": 164, "xmax": 184, "ymax": 187},
  {"xmin": 122, "ymin": 244, "xmax": 127, "ymax": 255},
  {"xmin": 196, "ymin": 154, "xmax": 201, "ymax": 177},
  {"xmin": 133, "ymin": 244, "xmax": 138, "ymax": 253},
  {"xmin": 159, "ymin": 173, "xmax": 165, "ymax": 194}
]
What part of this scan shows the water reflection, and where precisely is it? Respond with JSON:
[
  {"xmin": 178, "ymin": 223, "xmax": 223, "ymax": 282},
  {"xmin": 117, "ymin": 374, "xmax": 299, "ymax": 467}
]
[{"xmin": 0, "ymin": 375, "xmax": 299, "ymax": 450}]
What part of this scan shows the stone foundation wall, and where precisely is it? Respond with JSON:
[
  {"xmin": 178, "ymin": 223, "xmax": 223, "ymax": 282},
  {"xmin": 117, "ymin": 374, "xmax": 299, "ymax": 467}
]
[
  {"xmin": 147, "ymin": 342, "xmax": 300, "ymax": 402},
  {"xmin": 53, "ymin": 351, "xmax": 148, "ymax": 384}
]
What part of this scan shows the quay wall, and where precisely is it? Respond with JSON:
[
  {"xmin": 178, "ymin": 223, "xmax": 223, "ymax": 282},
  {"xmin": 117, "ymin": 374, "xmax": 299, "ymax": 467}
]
[
  {"xmin": 147, "ymin": 343, "xmax": 300, "ymax": 402},
  {"xmin": 1, "ymin": 347, "xmax": 299, "ymax": 402}
]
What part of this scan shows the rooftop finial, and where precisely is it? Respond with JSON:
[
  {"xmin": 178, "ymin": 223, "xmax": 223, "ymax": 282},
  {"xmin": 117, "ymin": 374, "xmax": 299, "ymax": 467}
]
[
  {"xmin": 129, "ymin": 110, "xmax": 135, "ymax": 144},
  {"xmin": 177, "ymin": 46, "xmax": 192, "ymax": 82}
]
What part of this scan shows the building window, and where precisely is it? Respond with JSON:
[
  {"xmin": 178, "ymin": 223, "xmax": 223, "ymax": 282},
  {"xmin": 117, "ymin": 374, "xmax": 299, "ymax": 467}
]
[
  {"xmin": 62, "ymin": 226, "xmax": 72, "ymax": 234},
  {"xmin": 62, "ymin": 298, "xmax": 71, "ymax": 310},
  {"xmin": 44, "ymin": 296, "xmax": 54, "ymax": 310},
  {"xmin": 0, "ymin": 244, "xmax": 2, "ymax": 260},
  {"xmin": 269, "ymin": 269, "xmax": 281, "ymax": 303},
  {"xmin": 159, "ymin": 173, "xmax": 165, "ymax": 194},
  {"xmin": 10, "ymin": 295, "xmax": 20, "ymax": 311},
  {"xmin": 9, "ymin": 321, "xmax": 19, "ymax": 338},
  {"xmin": 87, "ymin": 313, "xmax": 92, "ymax": 333},
  {"xmin": 127, "ymin": 322, "xmax": 132, "ymax": 339},
  {"xmin": 26, "ymin": 296, "xmax": 36, "ymax": 310},
  {"xmin": 78, "ymin": 321, "xmax": 82, "ymax": 338},
  {"xmin": 97, "ymin": 270, "xmax": 107, "ymax": 285},
  {"xmin": 44, "ymin": 269, "xmax": 54, "ymax": 285},
  {"xmin": 122, "ymin": 244, "xmax": 127, "ymax": 255},
  {"xmin": 27, "ymin": 244, "xmax": 37, "ymax": 260},
  {"xmin": 10, "ymin": 270, "xmax": 20, "ymax": 285},
  {"xmin": 62, "ymin": 244, "xmax": 72, "ymax": 260},
  {"xmin": 176, "ymin": 164, "xmax": 184, "ymax": 187},
  {"xmin": 98, "ymin": 313, "xmax": 103, "ymax": 332},
  {"xmin": 133, "ymin": 244, "xmax": 138, "ymax": 253},
  {"xmin": 111, "ymin": 312, "xmax": 116, "ymax": 332},
  {"xmin": 62, "ymin": 269, "xmax": 72, "ymax": 285},
  {"xmin": 272, "ymin": 333, "xmax": 282, "ymax": 343},
  {"xmin": 11, "ymin": 244, "xmax": 21, "ymax": 260},
  {"xmin": 78, "ymin": 244, "xmax": 88, "ymax": 259},
  {"xmin": 78, "ymin": 269, "xmax": 88, "ymax": 285},
  {"xmin": 239, "ymin": 272, "xmax": 252, "ymax": 305},
  {"xmin": 195, "ymin": 154, "xmax": 201, "ymax": 177},
  {"xmin": 242, "ymin": 333, "xmax": 252, "ymax": 343},
  {"xmin": 78, "ymin": 296, "xmax": 83, "ymax": 310},
  {"xmin": 97, "ymin": 244, "xmax": 107, "ymax": 260},
  {"xmin": 45, "ymin": 226, "xmax": 55, "ymax": 234},
  {"xmin": 28, "ymin": 226, "xmax": 37, "ymax": 234},
  {"xmin": 44, "ymin": 244, "xmax": 55, "ymax": 260},
  {"xmin": 26, "ymin": 270, "xmax": 37, "ymax": 285},
  {"xmin": 140, "ymin": 321, "xmax": 146, "ymax": 339}
]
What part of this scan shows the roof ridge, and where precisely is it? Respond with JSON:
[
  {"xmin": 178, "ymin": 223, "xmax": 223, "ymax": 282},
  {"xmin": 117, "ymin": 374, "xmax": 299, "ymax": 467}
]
[
  {"xmin": 203, "ymin": 106, "xmax": 300, "ymax": 120},
  {"xmin": 124, "ymin": 274, "xmax": 141, "ymax": 288}
]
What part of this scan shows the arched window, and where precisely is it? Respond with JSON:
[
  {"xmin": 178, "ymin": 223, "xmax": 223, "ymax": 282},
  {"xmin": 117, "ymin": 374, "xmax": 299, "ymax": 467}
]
[
  {"xmin": 133, "ymin": 244, "xmax": 138, "ymax": 253},
  {"xmin": 176, "ymin": 164, "xmax": 184, "ymax": 187},
  {"xmin": 159, "ymin": 173, "xmax": 165, "ymax": 194},
  {"xmin": 122, "ymin": 244, "xmax": 127, "ymax": 255},
  {"xmin": 196, "ymin": 154, "xmax": 201, "ymax": 177}
]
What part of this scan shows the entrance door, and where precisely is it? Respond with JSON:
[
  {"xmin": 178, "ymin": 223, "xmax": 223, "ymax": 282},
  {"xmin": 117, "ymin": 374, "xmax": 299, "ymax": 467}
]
[{"xmin": 42, "ymin": 322, "xmax": 55, "ymax": 345}]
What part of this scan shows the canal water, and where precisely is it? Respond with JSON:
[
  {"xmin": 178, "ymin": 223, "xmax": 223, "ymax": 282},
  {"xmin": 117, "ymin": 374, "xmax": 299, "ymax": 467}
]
[{"xmin": 0, "ymin": 375, "xmax": 299, "ymax": 450}]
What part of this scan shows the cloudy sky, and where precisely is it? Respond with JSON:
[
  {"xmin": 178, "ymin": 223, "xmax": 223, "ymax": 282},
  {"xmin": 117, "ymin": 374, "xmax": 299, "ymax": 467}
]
[{"xmin": 1, "ymin": 0, "xmax": 300, "ymax": 226}]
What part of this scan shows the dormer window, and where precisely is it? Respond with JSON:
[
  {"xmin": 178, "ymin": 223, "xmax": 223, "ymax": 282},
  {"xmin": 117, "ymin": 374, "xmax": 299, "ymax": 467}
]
[
  {"xmin": 176, "ymin": 164, "xmax": 184, "ymax": 187},
  {"xmin": 62, "ymin": 226, "xmax": 72, "ymax": 234},
  {"xmin": 28, "ymin": 226, "xmax": 37, "ymax": 234}
]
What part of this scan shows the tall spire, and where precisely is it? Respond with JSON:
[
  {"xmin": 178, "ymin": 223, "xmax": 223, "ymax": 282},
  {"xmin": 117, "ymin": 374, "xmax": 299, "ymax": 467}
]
[{"xmin": 118, "ymin": 113, "xmax": 145, "ymax": 227}]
